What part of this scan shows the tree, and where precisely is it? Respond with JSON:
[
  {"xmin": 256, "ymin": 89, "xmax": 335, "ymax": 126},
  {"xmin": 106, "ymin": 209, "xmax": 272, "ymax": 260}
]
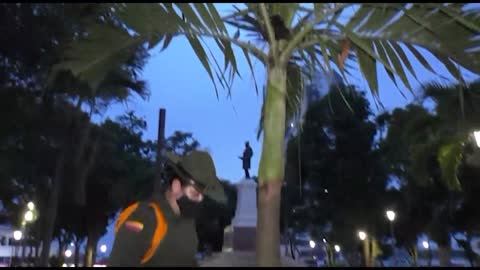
[
  {"xmin": 378, "ymin": 103, "xmax": 456, "ymax": 265},
  {"xmin": 0, "ymin": 5, "xmax": 153, "ymax": 264},
  {"xmin": 47, "ymin": 3, "xmax": 480, "ymax": 265},
  {"xmin": 284, "ymin": 83, "xmax": 390, "ymax": 266},
  {"xmin": 377, "ymin": 79, "xmax": 480, "ymax": 266},
  {"xmin": 165, "ymin": 131, "xmax": 201, "ymax": 156}
]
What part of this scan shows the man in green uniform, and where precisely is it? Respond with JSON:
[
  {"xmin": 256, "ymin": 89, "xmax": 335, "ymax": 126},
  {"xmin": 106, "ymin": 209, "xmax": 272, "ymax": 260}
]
[{"xmin": 108, "ymin": 150, "xmax": 227, "ymax": 267}]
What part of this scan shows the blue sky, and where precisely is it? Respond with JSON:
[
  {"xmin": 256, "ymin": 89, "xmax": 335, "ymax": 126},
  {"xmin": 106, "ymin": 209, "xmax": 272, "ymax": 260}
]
[{"xmin": 92, "ymin": 4, "xmax": 479, "ymax": 255}]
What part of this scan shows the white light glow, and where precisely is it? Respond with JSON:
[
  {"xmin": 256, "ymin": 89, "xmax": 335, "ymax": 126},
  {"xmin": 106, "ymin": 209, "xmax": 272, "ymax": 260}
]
[
  {"xmin": 13, "ymin": 230, "xmax": 22, "ymax": 241},
  {"xmin": 422, "ymin": 241, "xmax": 429, "ymax": 249},
  {"xmin": 358, "ymin": 231, "xmax": 367, "ymax": 241},
  {"xmin": 474, "ymin": 131, "xmax": 480, "ymax": 148},
  {"xmin": 27, "ymin": 202, "xmax": 35, "ymax": 211},
  {"xmin": 65, "ymin": 250, "xmax": 72, "ymax": 258},
  {"xmin": 386, "ymin": 210, "xmax": 396, "ymax": 222},
  {"xmin": 24, "ymin": 210, "xmax": 34, "ymax": 222}
]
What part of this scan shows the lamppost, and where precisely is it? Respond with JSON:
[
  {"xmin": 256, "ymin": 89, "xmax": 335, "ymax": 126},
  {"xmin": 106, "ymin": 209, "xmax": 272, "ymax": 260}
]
[
  {"xmin": 21, "ymin": 201, "xmax": 36, "ymax": 266},
  {"xmin": 98, "ymin": 244, "xmax": 108, "ymax": 264},
  {"xmin": 333, "ymin": 244, "xmax": 341, "ymax": 266},
  {"xmin": 358, "ymin": 231, "xmax": 370, "ymax": 267},
  {"xmin": 321, "ymin": 237, "xmax": 334, "ymax": 266},
  {"xmin": 100, "ymin": 244, "xmax": 107, "ymax": 253},
  {"xmin": 386, "ymin": 210, "xmax": 396, "ymax": 244},
  {"xmin": 422, "ymin": 240, "xmax": 432, "ymax": 266},
  {"xmin": 12, "ymin": 230, "xmax": 22, "ymax": 266}
]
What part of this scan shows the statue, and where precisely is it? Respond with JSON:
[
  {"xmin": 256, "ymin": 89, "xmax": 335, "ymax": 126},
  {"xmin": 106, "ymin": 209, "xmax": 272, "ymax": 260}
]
[{"xmin": 239, "ymin": 141, "xmax": 253, "ymax": 179}]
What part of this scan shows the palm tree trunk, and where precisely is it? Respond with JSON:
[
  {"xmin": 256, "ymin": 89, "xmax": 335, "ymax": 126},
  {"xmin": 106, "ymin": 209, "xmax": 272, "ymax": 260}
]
[
  {"xmin": 38, "ymin": 146, "xmax": 67, "ymax": 266},
  {"xmin": 256, "ymin": 65, "xmax": 287, "ymax": 267}
]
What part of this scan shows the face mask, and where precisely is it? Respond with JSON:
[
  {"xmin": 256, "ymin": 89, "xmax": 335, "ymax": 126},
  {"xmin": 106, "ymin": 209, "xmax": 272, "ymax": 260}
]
[{"xmin": 177, "ymin": 195, "xmax": 201, "ymax": 219}]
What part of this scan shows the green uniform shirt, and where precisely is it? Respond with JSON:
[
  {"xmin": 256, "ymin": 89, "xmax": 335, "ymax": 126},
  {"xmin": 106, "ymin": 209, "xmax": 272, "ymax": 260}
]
[{"xmin": 108, "ymin": 195, "xmax": 198, "ymax": 267}]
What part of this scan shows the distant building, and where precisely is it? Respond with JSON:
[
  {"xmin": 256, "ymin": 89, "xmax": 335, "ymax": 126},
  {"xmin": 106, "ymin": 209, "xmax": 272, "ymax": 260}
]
[{"xmin": 0, "ymin": 224, "xmax": 15, "ymax": 266}]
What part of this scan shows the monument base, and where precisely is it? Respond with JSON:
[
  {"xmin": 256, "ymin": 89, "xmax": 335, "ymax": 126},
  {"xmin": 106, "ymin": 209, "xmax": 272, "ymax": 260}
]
[{"xmin": 233, "ymin": 227, "xmax": 256, "ymax": 251}]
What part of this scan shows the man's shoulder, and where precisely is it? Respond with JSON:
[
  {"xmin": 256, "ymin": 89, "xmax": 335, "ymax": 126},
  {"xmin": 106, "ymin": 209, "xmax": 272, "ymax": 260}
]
[{"xmin": 136, "ymin": 199, "xmax": 171, "ymax": 222}]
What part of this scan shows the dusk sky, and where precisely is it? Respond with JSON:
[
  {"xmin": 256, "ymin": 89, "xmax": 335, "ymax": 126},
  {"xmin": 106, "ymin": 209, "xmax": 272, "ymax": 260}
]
[{"xmin": 93, "ymin": 4, "xmax": 479, "ymax": 254}]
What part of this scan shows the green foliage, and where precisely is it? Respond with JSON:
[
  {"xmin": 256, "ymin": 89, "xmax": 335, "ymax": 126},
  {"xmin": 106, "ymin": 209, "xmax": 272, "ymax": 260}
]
[
  {"xmin": 437, "ymin": 141, "xmax": 463, "ymax": 191},
  {"xmin": 165, "ymin": 131, "xmax": 201, "ymax": 156},
  {"xmin": 283, "ymin": 81, "xmax": 389, "ymax": 259},
  {"xmin": 46, "ymin": 3, "xmax": 480, "ymax": 135}
]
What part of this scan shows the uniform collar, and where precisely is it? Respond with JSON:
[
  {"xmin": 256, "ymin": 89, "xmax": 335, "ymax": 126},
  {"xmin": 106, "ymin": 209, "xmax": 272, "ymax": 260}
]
[{"xmin": 154, "ymin": 193, "xmax": 180, "ymax": 221}]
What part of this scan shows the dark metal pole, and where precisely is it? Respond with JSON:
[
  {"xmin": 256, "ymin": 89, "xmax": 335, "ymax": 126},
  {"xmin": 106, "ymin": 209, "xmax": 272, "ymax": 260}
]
[
  {"xmin": 154, "ymin": 108, "xmax": 166, "ymax": 188},
  {"xmin": 390, "ymin": 222, "xmax": 395, "ymax": 247}
]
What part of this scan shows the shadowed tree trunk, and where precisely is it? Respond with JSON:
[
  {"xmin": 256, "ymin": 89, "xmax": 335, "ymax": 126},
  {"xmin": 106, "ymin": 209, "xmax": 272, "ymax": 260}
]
[
  {"xmin": 39, "ymin": 146, "xmax": 68, "ymax": 266},
  {"xmin": 438, "ymin": 245, "xmax": 451, "ymax": 266},
  {"xmin": 39, "ymin": 99, "xmax": 84, "ymax": 266},
  {"xmin": 74, "ymin": 134, "xmax": 99, "ymax": 208},
  {"xmin": 84, "ymin": 231, "xmax": 99, "ymax": 267},
  {"xmin": 72, "ymin": 115, "xmax": 93, "ymax": 206},
  {"xmin": 74, "ymin": 237, "xmax": 82, "ymax": 267}
]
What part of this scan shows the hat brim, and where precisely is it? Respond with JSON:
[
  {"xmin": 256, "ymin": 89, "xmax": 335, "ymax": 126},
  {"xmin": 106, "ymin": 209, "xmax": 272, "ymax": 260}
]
[{"xmin": 164, "ymin": 152, "xmax": 227, "ymax": 205}]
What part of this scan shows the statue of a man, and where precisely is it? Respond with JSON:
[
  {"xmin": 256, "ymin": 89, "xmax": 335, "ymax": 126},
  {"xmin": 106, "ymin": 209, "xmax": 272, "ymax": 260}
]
[{"xmin": 239, "ymin": 141, "xmax": 253, "ymax": 179}]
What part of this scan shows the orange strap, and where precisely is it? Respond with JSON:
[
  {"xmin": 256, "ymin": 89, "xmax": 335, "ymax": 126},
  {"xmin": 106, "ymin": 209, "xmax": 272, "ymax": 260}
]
[
  {"xmin": 115, "ymin": 202, "xmax": 140, "ymax": 234},
  {"xmin": 140, "ymin": 202, "xmax": 168, "ymax": 264},
  {"xmin": 115, "ymin": 201, "xmax": 168, "ymax": 264}
]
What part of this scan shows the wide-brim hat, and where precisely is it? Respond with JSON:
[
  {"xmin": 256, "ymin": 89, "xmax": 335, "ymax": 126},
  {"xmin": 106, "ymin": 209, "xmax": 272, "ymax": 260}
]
[{"xmin": 164, "ymin": 150, "xmax": 227, "ymax": 204}]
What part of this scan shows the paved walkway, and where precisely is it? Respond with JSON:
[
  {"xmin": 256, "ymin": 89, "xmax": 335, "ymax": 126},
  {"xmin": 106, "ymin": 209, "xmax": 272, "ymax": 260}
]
[{"xmin": 199, "ymin": 252, "xmax": 307, "ymax": 267}]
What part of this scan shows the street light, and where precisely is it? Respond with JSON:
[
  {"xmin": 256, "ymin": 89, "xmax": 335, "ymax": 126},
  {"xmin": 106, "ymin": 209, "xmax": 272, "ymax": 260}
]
[
  {"xmin": 423, "ymin": 240, "xmax": 432, "ymax": 266},
  {"xmin": 13, "ymin": 231, "xmax": 22, "ymax": 241},
  {"xmin": 386, "ymin": 210, "xmax": 396, "ymax": 248},
  {"xmin": 422, "ymin": 241, "xmax": 429, "ymax": 249},
  {"xmin": 27, "ymin": 202, "xmax": 34, "ymax": 211},
  {"xmin": 100, "ymin": 244, "xmax": 107, "ymax": 253},
  {"xmin": 65, "ymin": 250, "xmax": 72, "ymax": 258},
  {"xmin": 386, "ymin": 210, "xmax": 396, "ymax": 222},
  {"xmin": 24, "ymin": 210, "xmax": 34, "ymax": 222},
  {"xmin": 358, "ymin": 231, "xmax": 367, "ymax": 241},
  {"xmin": 309, "ymin": 240, "xmax": 316, "ymax": 249},
  {"xmin": 334, "ymin": 245, "xmax": 341, "ymax": 253},
  {"xmin": 474, "ymin": 131, "xmax": 480, "ymax": 148}
]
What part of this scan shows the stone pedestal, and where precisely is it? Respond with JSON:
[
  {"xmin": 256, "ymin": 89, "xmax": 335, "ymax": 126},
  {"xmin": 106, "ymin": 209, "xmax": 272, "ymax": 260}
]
[
  {"xmin": 231, "ymin": 178, "xmax": 257, "ymax": 252},
  {"xmin": 201, "ymin": 178, "xmax": 307, "ymax": 267}
]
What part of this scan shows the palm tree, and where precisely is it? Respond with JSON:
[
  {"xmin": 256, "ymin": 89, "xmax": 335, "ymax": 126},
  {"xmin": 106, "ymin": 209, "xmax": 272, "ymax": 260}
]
[
  {"xmin": 379, "ymin": 80, "xmax": 480, "ymax": 266},
  {"xmin": 39, "ymin": 34, "xmax": 149, "ymax": 269},
  {"xmin": 47, "ymin": 3, "xmax": 480, "ymax": 266}
]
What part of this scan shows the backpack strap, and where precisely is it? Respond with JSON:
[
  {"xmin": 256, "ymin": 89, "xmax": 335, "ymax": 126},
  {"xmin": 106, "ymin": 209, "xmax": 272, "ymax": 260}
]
[
  {"xmin": 115, "ymin": 202, "xmax": 140, "ymax": 234},
  {"xmin": 140, "ymin": 202, "xmax": 168, "ymax": 264},
  {"xmin": 115, "ymin": 201, "xmax": 168, "ymax": 265}
]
